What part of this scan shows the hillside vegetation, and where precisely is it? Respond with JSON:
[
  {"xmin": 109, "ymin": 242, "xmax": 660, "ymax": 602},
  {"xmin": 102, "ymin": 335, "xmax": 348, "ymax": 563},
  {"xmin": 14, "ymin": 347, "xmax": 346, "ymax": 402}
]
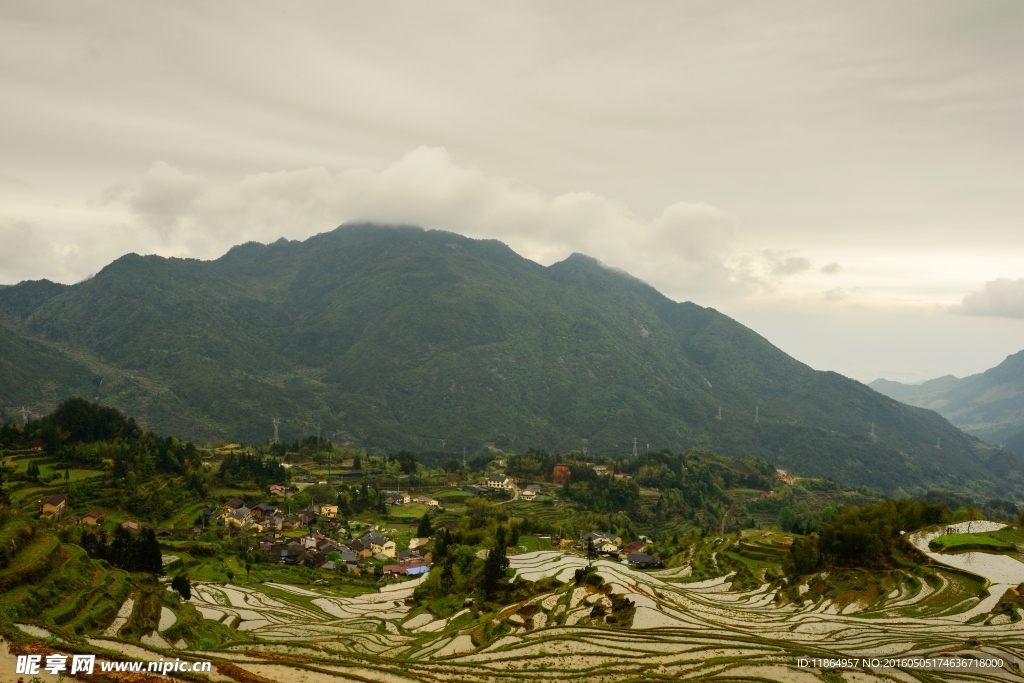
[{"xmin": 2, "ymin": 224, "xmax": 1022, "ymax": 496}]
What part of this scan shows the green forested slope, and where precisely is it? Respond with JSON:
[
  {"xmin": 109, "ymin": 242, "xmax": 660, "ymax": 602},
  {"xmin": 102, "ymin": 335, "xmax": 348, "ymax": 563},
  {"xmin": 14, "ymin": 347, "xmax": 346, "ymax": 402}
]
[
  {"xmin": 0, "ymin": 323, "xmax": 97, "ymax": 415},
  {"xmin": 1, "ymin": 224, "xmax": 1020, "ymax": 495}
]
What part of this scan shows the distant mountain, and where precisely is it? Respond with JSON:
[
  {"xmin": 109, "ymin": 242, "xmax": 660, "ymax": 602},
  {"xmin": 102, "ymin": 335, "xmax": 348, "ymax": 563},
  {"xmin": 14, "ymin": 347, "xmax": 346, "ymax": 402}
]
[
  {"xmin": 870, "ymin": 351, "xmax": 1024, "ymax": 452},
  {"xmin": 2, "ymin": 224, "xmax": 1021, "ymax": 496}
]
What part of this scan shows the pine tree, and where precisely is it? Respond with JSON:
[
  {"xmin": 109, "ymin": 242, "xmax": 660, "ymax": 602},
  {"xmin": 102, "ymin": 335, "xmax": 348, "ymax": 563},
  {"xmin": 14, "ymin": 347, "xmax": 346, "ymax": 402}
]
[
  {"xmin": 109, "ymin": 527, "xmax": 133, "ymax": 571},
  {"xmin": 483, "ymin": 526, "xmax": 509, "ymax": 597},
  {"xmin": 440, "ymin": 560, "xmax": 455, "ymax": 593},
  {"xmin": 417, "ymin": 513, "xmax": 433, "ymax": 538},
  {"xmin": 586, "ymin": 538, "xmax": 598, "ymax": 567},
  {"xmin": 138, "ymin": 527, "xmax": 163, "ymax": 574}
]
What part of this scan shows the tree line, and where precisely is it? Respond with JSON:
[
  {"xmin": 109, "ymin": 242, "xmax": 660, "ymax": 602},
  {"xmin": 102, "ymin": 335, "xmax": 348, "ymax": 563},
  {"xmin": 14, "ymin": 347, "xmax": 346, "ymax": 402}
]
[{"xmin": 79, "ymin": 525, "xmax": 164, "ymax": 574}]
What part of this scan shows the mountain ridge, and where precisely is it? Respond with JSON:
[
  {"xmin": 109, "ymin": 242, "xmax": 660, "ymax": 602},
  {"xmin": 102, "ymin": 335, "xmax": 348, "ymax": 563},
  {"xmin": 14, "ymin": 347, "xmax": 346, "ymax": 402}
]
[
  {"xmin": 1, "ymin": 223, "xmax": 1021, "ymax": 497},
  {"xmin": 870, "ymin": 350, "xmax": 1024, "ymax": 452}
]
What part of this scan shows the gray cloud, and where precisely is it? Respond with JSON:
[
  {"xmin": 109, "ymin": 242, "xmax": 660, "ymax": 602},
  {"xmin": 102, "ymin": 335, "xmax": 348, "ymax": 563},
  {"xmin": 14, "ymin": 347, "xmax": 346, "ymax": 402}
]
[
  {"xmin": 954, "ymin": 278, "xmax": 1024, "ymax": 318},
  {"xmin": 770, "ymin": 255, "xmax": 813, "ymax": 277},
  {"xmin": 1, "ymin": 2, "xmax": 1022, "ymax": 382}
]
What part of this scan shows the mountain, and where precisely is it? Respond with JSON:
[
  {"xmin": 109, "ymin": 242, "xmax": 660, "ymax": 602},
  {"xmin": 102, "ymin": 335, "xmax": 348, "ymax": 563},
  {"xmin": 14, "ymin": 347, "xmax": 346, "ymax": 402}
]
[
  {"xmin": 0, "ymin": 319, "xmax": 98, "ymax": 417},
  {"xmin": 2, "ymin": 224, "xmax": 1021, "ymax": 496},
  {"xmin": 870, "ymin": 352, "xmax": 1024, "ymax": 455}
]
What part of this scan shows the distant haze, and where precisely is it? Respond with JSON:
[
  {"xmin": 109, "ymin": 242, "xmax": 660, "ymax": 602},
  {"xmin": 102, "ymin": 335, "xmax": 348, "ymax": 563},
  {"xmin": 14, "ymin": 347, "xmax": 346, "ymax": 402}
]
[{"xmin": 1, "ymin": 1, "xmax": 1022, "ymax": 382}]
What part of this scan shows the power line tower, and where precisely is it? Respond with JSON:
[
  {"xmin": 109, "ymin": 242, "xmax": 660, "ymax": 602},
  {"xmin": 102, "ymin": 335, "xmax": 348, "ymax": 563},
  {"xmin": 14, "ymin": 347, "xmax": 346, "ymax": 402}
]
[
  {"xmin": 870, "ymin": 423, "xmax": 875, "ymax": 437},
  {"xmin": 717, "ymin": 406, "xmax": 722, "ymax": 420},
  {"xmin": 755, "ymin": 406, "xmax": 759, "ymax": 424},
  {"xmin": 936, "ymin": 437, "xmax": 941, "ymax": 450},
  {"xmin": 462, "ymin": 448, "xmax": 466, "ymax": 468},
  {"xmin": 21, "ymin": 406, "xmax": 29, "ymax": 426},
  {"xmin": 633, "ymin": 438, "xmax": 638, "ymax": 457},
  {"xmin": 272, "ymin": 418, "xmax": 281, "ymax": 445}
]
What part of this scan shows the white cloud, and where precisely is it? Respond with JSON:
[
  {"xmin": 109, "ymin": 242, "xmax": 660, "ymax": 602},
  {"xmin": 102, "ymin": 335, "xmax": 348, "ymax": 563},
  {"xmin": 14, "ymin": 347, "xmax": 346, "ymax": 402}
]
[
  {"xmin": 81, "ymin": 146, "xmax": 804, "ymax": 303},
  {"xmin": 953, "ymin": 278, "xmax": 1024, "ymax": 318}
]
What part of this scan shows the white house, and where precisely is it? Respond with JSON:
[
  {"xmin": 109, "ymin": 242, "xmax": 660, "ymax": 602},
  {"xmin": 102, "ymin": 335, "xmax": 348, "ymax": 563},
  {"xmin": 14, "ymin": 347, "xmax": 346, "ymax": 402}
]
[{"xmin": 487, "ymin": 474, "xmax": 513, "ymax": 489}]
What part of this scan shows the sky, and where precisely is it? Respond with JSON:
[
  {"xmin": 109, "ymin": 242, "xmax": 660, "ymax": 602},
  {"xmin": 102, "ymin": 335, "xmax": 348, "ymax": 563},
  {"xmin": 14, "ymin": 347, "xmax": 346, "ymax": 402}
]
[{"xmin": 1, "ymin": 1, "xmax": 1022, "ymax": 383}]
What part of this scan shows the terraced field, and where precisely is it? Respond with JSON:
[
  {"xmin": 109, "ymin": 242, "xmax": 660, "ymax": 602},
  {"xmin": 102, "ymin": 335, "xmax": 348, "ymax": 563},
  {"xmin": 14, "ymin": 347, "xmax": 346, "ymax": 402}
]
[
  {"xmin": 5, "ymin": 522, "xmax": 1024, "ymax": 682},
  {"xmin": 148, "ymin": 527, "xmax": 1024, "ymax": 683}
]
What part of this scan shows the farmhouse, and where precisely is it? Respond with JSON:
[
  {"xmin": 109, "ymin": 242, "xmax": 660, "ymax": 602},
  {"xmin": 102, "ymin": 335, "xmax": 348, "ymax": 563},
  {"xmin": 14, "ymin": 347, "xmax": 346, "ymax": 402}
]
[
  {"xmin": 225, "ymin": 497, "xmax": 246, "ymax": 511},
  {"xmin": 520, "ymin": 489, "xmax": 536, "ymax": 501},
  {"xmin": 318, "ymin": 503, "xmax": 339, "ymax": 519},
  {"xmin": 40, "ymin": 494, "xmax": 66, "ymax": 518},
  {"xmin": 81, "ymin": 510, "xmax": 105, "ymax": 526},
  {"xmin": 592, "ymin": 464, "xmax": 610, "ymax": 476},
  {"xmin": 581, "ymin": 530, "xmax": 621, "ymax": 553},
  {"xmin": 121, "ymin": 521, "xmax": 140, "ymax": 533},
  {"xmin": 415, "ymin": 495, "xmax": 439, "ymax": 507},
  {"xmin": 268, "ymin": 484, "xmax": 286, "ymax": 496},
  {"xmin": 487, "ymin": 474, "xmax": 513, "ymax": 489},
  {"xmin": 627, "ymin": 552, "xmax": 661, "ymax": 568},
  {"xmin": 360, "ymin": 530, "xmax": 396, "ymax": 558},
  {"xmin": 251, "ymin": 503, "xmax": 280, "ymax": 519}
]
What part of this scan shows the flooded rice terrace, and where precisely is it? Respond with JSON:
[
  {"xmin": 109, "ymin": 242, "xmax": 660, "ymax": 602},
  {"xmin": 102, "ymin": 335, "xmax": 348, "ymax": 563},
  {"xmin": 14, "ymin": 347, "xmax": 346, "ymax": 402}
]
[{"xmin": 160, "ymin": 526, "xmax": 1024, "ymax": 683}]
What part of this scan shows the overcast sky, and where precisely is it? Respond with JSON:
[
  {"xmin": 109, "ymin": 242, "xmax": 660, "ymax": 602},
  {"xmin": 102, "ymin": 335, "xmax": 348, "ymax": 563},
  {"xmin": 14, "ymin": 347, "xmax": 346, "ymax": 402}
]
[{"xmin": 2, "ymin": 1, "xmax": 1022, "ymax": 382}]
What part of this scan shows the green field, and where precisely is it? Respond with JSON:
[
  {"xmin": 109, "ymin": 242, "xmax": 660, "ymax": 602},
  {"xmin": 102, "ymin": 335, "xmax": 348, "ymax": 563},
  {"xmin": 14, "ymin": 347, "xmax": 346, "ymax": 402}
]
[{"xmin": 930, "ymin": 526, "xmax": 1023, "ymax": 552}]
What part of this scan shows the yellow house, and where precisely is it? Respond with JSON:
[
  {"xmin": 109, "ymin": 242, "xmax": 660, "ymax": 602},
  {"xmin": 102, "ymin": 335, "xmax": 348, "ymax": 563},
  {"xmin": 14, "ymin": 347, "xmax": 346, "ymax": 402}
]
[{"xmin": 41, "ymin": 494, "xmax": 67, "ymax": 518}]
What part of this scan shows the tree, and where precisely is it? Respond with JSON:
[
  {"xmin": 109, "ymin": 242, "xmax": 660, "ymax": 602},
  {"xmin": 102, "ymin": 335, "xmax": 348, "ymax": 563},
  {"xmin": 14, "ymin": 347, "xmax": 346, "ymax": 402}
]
[
  {"xmin": 109, "ymin": 527, "xmax": 134, "ymax": 571},
  {"xmin": 138, "ymin": 527, "xmax": 163, "ymax": 574},
  {"xmin": 171, "ymin": 574, "xmax": 192, "ymax": 601},
  {"xmin": 417, "ymin": 513, "xmax": 433, "ymax": 538},
  {"xmin": 586, "ymin": 538, "xmax": 598, "ymax": 567},
  {"xmin": 245, "ymin": 553, "xmax": 254, "ymax": 581},
  {"xmin": 440, "ymin": 560, "xmax": 455, "ymax": 593},
  {"xmin": 483, "ymin": 526, "xmax": 510, "ymax": 597},
  {"xmin": 63, "ymin": 468, "xmax": 70, "ymax": 483}
]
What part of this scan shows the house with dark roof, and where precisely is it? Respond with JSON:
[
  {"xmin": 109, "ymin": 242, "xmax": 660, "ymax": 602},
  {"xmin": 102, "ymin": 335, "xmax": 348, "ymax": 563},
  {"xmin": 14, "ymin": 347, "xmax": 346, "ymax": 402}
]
[
  {"xmin": 40, "ymin": 494, "xmax": 66, "ymax": 518},
  {"xmin": 360, "ymin": 530, "xmax": 396, "ymax": 558},
  {"xmin": 627, "ymin": 552, "xmax": 661, "ymax": 568},
  {"xmin": 81, "ymin": 510, "xmax": 105, "ymax": 526},
  {"xmin": 251, "ymin": 503, "xmax": 280, "ymax": 519},
  {"xmin": 486, "ymin": 474, "xmax": 512, "ymax": 489},
  {"xmin": 225, "ymin": 498, "xmax": 245, "ymax": 510}
]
